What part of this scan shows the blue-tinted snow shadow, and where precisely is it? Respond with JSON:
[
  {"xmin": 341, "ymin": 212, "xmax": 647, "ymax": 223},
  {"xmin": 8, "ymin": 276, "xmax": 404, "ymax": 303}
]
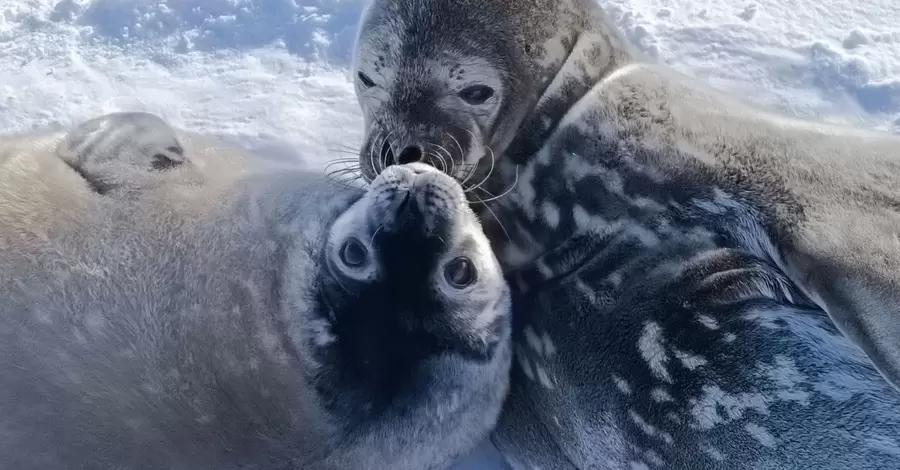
[{"xmin": 53, "ymin": 0, "xmax": 366, "ymax": 66}]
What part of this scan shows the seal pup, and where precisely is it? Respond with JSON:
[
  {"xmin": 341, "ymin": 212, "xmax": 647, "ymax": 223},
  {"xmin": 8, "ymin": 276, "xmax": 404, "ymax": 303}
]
[
  {"xmin": 351, "ymin": 0, "xmax": 900, "ymax": 395},
  {"xmin": 0, "ymin": 116, "xmax": 513, "ymax": 470}
]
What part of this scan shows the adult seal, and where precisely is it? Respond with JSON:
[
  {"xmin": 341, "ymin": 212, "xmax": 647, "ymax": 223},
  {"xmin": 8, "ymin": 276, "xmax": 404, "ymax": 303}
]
[
  {"xmin": 351, "ymin": 0, "xmax": 900, "ymax": 467},
  {"xmin": 0, "ymin": 112, "xmax": 513, "ymax": 470}
]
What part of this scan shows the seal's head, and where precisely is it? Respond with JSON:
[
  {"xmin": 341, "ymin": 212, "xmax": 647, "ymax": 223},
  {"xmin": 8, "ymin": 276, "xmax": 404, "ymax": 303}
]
[
  {"xmin": 286, "ymin": 162, "xmax": 512, "ymax": 459},
  {"xmin": 319, "ymin": 162, "xmax": 509, "ymax": 363},
  {"xmin": 352, "ymin": 0, "xmax": 636, "ymax": 188}
]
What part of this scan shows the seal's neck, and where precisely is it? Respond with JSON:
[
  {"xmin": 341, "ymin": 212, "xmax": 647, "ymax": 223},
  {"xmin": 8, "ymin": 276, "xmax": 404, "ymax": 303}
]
[
  {"xmin": 500, "ymin": 2, "xmax": 641, "ymax": 164},
  {"xmin": 479, "ymin": 132, "xmax": 783, "ymax": 275}
]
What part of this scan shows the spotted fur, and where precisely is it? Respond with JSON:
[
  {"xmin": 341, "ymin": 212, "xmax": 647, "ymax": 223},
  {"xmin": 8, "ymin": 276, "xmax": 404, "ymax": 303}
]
[
  {"xmin": 501, "ymin": 222, "xmax": 900, "ymax": 469},
  {"xmin": 353, "ymin": 0, "xmax": 900, "ymax": 468},
  {"xmin": 0, "ymin": 116, "xmax": 512, "ymax": 469}
]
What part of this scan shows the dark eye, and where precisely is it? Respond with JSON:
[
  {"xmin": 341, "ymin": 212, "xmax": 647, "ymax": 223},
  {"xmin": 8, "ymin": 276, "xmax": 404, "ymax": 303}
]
[
  {"xmin": 357, "ymin": 71, "xmax": 376, "ymax": 88},
  {"xmin": 443, "ymin": 256, "xmax": 477, "ymax": 288},
  {"xmin": 459, "ymin": 85, "xmax": 494, "ymax": 105},
  {"xmin": 339, "ymin": 238, "xmax": 368, "ymax": 268}
]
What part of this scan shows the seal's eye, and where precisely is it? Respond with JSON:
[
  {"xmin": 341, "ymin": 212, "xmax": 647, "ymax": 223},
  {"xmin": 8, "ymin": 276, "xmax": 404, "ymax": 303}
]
[
  {"xmin": 443, "ymin": 256, "xmax": 477, "ymax": 288},
  {"xmin": 459, "ymin": 85, "xmax": 494, "ymax": 105},
  {"xmin": 357, "ymin": 71, "xmax": 376, "ymax": 89},
  {"xmin": 339, "ymin": 238, "xmax": 368, "ymax": 267}
]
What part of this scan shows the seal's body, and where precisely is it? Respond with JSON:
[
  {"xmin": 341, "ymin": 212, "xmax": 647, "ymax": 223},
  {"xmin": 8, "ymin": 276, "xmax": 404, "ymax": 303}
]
[
  {"xmin": 0, "ymin": 113, "xmax": 512, "ymax": 470},
  {"xmin": 490, "ymin": 135, "xmax": 900, "ymax": 469},
  {"xmin": 351, "ymin": 0, "xmax": 900, "ymax": 468}
]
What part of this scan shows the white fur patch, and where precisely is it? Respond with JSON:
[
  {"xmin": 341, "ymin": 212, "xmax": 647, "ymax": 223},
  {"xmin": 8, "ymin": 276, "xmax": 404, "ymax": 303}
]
[
  {"xmin": 612, "ymin": 374, "xmax": 632, "ymax": 394},
  {"xmin": 744, "ymin": 423, "xmax": 776, "ymax": 447},
  {"xmin": 628, "ymin": 409, "xmax": 658, "ymax": 437},
  {"xmin": 697, "ymin": 314, "xmax": 720, "ymax": 330},
  {"xmin": 541, "ymin": 201, "xmax": 561, "ymax": 229},
  {"xmin": 673, "ymin": 348, "xmax": 708, "ymax": 371},
  {"xmin": 535, "ymin": 364, "xmax": 555, "ymax": 389},
  {"xmin": 638, "ymin": 321, "xmax": 673, "ymax": 383},
  {"xmin": 650, "ymin": 387, "xmax": 674, "ymax": 403},
  {"xmin": 689, "ymin": 384, "xmax": 769, "ymax": 430}
]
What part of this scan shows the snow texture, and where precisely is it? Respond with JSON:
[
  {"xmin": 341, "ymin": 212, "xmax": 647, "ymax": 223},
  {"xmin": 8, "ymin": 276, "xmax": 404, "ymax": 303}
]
[
  {"xmin": 1, "ymin": 0, "xmax": 898, "ymax": 467},
  {"xmin": 2, "ymin": 0, "xmax": 899, "ymax": 171}
]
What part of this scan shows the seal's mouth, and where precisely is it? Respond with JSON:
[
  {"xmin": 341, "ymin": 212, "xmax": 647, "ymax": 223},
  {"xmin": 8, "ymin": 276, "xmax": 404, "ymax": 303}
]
[{"xmin": 390, "ymin": 190, "xmax": 419, "ymax": 231}]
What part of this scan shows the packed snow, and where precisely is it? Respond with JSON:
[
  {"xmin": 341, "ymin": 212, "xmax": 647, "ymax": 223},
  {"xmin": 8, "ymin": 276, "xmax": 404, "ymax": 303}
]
[{"xmin": 1, "ymin": 0, "xmax": 898, "ymax": 171}]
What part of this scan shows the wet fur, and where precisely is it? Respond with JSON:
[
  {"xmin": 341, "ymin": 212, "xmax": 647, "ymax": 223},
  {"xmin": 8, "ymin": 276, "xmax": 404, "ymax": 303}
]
[{"xmin": 0, "ymin": 113, "xmax": 512, "ymax": 469}]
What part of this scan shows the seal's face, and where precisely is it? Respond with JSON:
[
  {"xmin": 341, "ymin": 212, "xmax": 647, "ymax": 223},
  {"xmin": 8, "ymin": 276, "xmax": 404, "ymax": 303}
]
[
  {"xmin": 313, "ymin": 162, "xmax": 510, "ymax": 412},
  {"xmin": 352, "ymin": 0, "xmax": 533, "ymax": 191}
]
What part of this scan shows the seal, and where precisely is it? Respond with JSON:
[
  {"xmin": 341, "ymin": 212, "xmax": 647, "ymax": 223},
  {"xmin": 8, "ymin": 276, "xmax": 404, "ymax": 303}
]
[
  {"xmin": 496, "ymin": 215, "xmax": 900, "ymax": 469},
  {"xmin": 351, "ymin": 0, "xmax": 900, "ymax": 467},
  {"xmin": 0, "ymin": 115, "xmax": 513, "ymax": 470},
  {"xmin": 351, "ymin": 0, "xmax": 900, "ymax": 395}
]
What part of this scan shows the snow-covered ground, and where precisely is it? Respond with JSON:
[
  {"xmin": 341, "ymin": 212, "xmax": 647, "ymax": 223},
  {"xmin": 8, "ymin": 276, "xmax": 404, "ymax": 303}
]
[{"xmin": 2, "ymin": 0, "xmax": 899, "ymax": 171}]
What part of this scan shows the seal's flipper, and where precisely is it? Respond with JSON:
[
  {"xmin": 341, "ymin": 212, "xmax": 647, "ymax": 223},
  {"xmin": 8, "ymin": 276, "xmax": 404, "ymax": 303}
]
[
  {"xmin": 56, "ymin": 111, "xmax": 187, "ymax": 194},
  {"xmin": 786, "ymin": 211, "xmax": 900, "ymax": 394}
]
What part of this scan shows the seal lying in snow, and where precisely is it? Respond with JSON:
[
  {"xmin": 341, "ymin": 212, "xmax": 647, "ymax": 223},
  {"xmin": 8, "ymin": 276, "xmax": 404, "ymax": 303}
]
[{"xmin": 0, "ymin": 112, "xmax": 512, "ymax": 470}]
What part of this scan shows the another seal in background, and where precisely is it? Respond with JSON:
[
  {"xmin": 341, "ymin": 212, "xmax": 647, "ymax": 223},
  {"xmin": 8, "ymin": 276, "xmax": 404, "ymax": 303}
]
[
  {"xmin": 350, "ymin": 0, "xmax": 900, "ymax": 402},
  {"xmin": 0, "ymin": 115, "xmax": 513, "ymax": 470}
]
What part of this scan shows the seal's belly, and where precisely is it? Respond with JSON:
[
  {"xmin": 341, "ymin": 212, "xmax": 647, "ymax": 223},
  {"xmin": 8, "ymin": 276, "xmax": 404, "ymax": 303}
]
[{"xmin": 494, "ymin": 242, "xmax": 900, "ymax": 470}]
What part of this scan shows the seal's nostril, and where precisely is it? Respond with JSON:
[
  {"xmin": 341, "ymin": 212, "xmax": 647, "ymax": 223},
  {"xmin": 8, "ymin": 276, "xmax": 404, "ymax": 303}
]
[
  {"xmin": 397, "ymin": 145, "xmax": 422, "ymax": 164},
  {"xmin": 380, "ymin": 140, "xmax": 395, "ymax": 168}
]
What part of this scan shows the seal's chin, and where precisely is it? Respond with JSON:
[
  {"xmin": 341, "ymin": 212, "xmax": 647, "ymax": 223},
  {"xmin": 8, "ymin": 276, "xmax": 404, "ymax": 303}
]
[{"xmin": 367, "ymin": 163, "xmax": 467, "ymax": 238}]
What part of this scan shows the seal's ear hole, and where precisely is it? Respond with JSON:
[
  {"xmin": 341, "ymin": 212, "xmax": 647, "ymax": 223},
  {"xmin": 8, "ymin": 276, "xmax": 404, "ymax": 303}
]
[
  {"xmin": 357, "ymin": 71, "xmax": 376, "ymax": 88},
  {"xmin": 444, "ymin": 256, "xmax": 477, "ymax": 289},
  {"xmin": 151, "ymin": 146, "xmax": 185, "ymax": 171},
  {"xmin": 524, "ymin": 44, "xmax": 532, "ymax": 54},
  {"xmin": 459, "ymin": 85, "xmax": 495, "ymax": 105}
]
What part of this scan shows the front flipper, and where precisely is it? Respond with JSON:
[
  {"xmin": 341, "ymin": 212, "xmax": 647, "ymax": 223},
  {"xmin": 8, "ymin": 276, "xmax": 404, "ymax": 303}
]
[
  {"xmin": 56, "ymin": 111, "xmax": 188, "ymax": 194},
  {"xmin": 786, "ymin": 209, "xmax": 900, "ymax": 393}
]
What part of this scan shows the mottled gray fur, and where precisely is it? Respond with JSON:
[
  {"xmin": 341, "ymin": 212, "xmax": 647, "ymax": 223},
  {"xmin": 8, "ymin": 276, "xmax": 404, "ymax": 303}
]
[
  {"xmin": 0, "ymin": 112, "xmax": 512, "ymax": 469},
  {"xmin": 352, "ymin": 0, "xmax": 900, "ymax": 468}
]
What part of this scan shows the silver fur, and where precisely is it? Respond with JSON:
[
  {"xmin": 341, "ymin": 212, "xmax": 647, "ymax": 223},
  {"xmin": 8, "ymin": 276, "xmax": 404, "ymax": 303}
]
[
  {"xmin": 353, "ymin": 0, "xmax": 900, "ymax": 468},
  {"xmin": 0, "ymin": 112, "xmax": 512, "ymax": 469}
]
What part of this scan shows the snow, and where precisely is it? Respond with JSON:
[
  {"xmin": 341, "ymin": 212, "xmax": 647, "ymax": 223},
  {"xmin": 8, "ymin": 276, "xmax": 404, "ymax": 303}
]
[{"xmin": 2, "ymin": 0, "xmax": 898, "ymax": 170}]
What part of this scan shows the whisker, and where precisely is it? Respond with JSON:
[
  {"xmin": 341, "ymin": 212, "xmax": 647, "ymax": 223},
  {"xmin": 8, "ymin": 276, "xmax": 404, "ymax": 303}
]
[
  {"xmin": 323, "ymin": 175, "xmax": 368, "ymax": 191},
  {"xmin": 368, "ymin": 129, "xmax": 384, "ymax": 178},
  {"xmin": 431, "ymin": 142, "xmax": 456, "ymax": 177},
  {"xmin": 447, "ymin": 132, "xmax": 465, "ymax": 178},
  {"xmin": 329, "ymin": 143, "xmax": 363, "ymax": 152},
  {"xmin": 472, "ymin": 164, "xmax": 519, "ymax": 203},
  {"xmin": 381, "ymin": 129, "xmax": 399, "ymax": 173},
  {"xmin": 425, "ymin": 144, "xmax": 449, "ymax": 174},
  {"xmin": 464, "ymin": 142, "xmax": 495, "ymax": 194},
  {"xmin": 472, "ymin": 193, "xmax": 512, "ymax": 243},
  {"xmin": 323, "ymin": 159, "xmax": 363, "ymax": 170},
  {"xmin": 370, "ymin": 224, "xmax": 384, "ymax": 245},
  {"xmin": 325, "ymin": 169, "xmax": 365, "ymax": 179},
  {"xmin": 325, "ymin": 149, "xmax": 365, "ymax": 157},
  {"xmin": 459, "ymin": 128, "xmax": 482, "ymax": 187}
]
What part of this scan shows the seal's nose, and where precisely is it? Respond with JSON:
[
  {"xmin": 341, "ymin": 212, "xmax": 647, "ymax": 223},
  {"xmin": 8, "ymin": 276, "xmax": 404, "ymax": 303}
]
[{"xmin": 397, "ymin": 145, "xmax": 423, "ymax": 164}]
